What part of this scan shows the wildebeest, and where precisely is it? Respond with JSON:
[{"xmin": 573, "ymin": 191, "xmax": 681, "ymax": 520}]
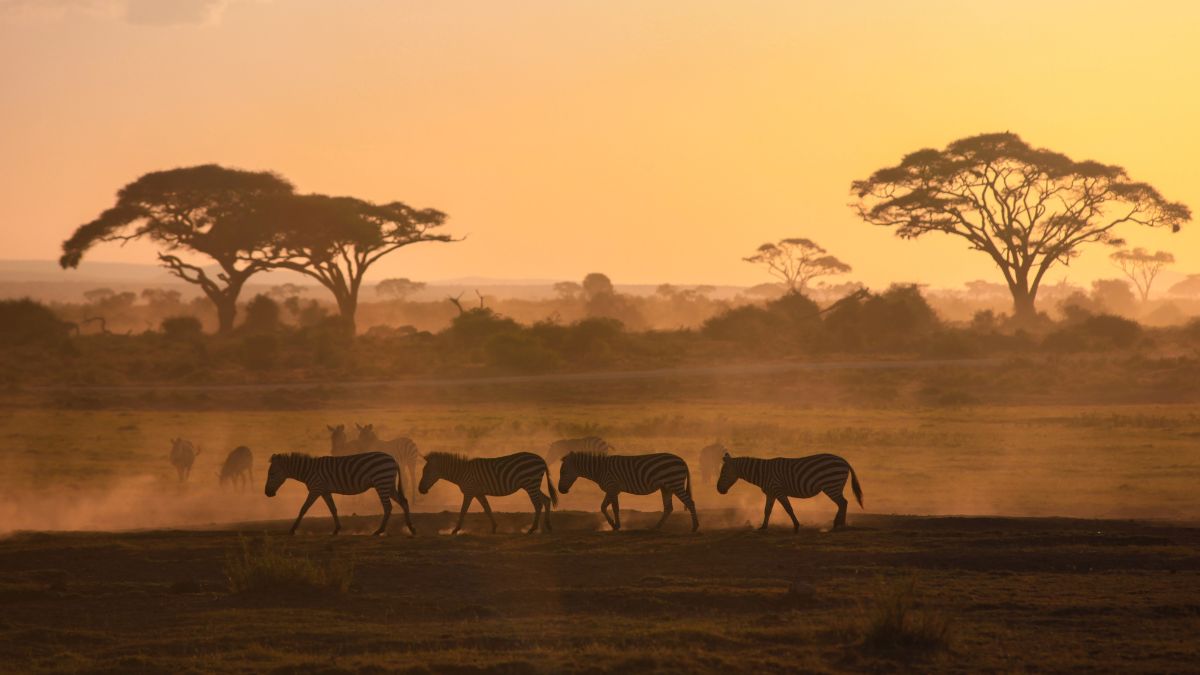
[
  {"xmin": 169, "ymin": 438, "xmax": 200, "ymax": 482},
  {"xmin": 356, "ymin": 423, "xmax": 420, "ymax": 502},
  {"xmin": 218, "ymin": 445, "xmax": 254, "ymax": 491},
  {"xmin": 698, "ymin": 443, "xmax": 728, "ymax": 486}
]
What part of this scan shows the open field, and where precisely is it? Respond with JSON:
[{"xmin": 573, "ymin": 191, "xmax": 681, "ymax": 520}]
[{"xmin": 1, "ymin": 514, "xmax": 1198, "ymax": 673}]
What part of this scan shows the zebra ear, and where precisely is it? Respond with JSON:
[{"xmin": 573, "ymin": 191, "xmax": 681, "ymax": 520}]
[
  {"xmin": 722, "ymin": 452, "xmax": 730, "ymax": 461},
  {"xmin": 355, "ymin": 423, "xmax": 363, "ymax": 431},
  {"xmin": 327, "ymin": 425, "xmax": 335, "ymax": 432}
]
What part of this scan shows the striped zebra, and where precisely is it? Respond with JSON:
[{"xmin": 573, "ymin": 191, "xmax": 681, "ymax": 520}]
[
  {"xmin": 716, "ymin": 452, "xmax": 863, "ymax": 531},
  {"xmin": 218, "ymin": 445, "xmax": 254, "ymax": 491},
  {"xmin": 558, "ymin": 451, "xmax": 699, "ymax": 532},
  {"xmin": 169, "ymin": 438, "xmax": 201, "ymax": 482},
  {"xmin": 328, "ymin": 424, "xmax": 368, "ymax": 455},
  {"xmin": 418, "ymin": 452, "xmax": 556, "ymax": 534},
  {"xmin": 356, "ymin": 424, "xmax": 420, "ymax": 501},
  {"xmin": 264, "ymin": 452, "xmax": 416, "ymax": 536},
  {"xmin": 546, "ymin": 436, "xmax": 612, "ymax": 465}
]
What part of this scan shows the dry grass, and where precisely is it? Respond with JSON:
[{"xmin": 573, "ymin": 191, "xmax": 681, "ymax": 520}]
[
  {"xmin": 224, "ymin": 535, "xmax": 353, "ymax": 595},
  {"xmin": 858, "ymin": 578, "xmax": 952, "ymax": 656}
]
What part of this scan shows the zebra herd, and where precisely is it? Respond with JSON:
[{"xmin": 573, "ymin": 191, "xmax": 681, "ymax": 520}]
[{"xmin": 249, "ymin": 430, "xmax": 865, "ymax": 536}]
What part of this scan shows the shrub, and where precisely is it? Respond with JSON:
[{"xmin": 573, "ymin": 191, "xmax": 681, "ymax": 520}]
[
  {"xmin": 161, "ymin": 315, "xmax": 203, "ymax": 339},
  {"xmin": 859, "ymin": 578, "xmax": 951, "ymax": 655},
  {"xmin": 224, "ymin": 535, "xmax": 353, "ymax": 595},
  {"xmin": 242, "ymin": 294, "xmax": 282, "ymax": 334},
  {"xmin": 0, "ymin": 298, "xmax": 70, "ymax": 345},
  {"xmin": 484, "ymin": 332, "xmax": 563, "ymax": 373}
]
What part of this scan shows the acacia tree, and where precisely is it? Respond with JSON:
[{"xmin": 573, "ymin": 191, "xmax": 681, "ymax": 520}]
[
  {"xmin": 60, "ymin": 165, "xmax": 293, "ymax": 333},
  {"xmin": 375, "ymin": 277, "xmax": 427, "ymax": 301},
  {"xmin": 251, "ymin": 194, "xmax": 452, "ymax": 334},
  {"xmin": 743, "ymin": 238, "xmax": 851, "ymax": 294},
  {"xmin": 852, "ymin": 132, "xmax": 1190, "ymax": 322},
  {"xmin": 1111, "ymin": 248, "xmax": 1174, "ymax": 302}
]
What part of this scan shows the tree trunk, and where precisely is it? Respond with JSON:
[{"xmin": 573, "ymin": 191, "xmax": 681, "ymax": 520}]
[
  {"xmin": 335, "ymin": 292, "xmax": 358, "ymax": 337},
  {"xmin": 1009, "ymin": 285, "xmax": 1038, "ymax": 325},
  {"xmin": 214, "ymin": 295, "xmax": 238, "ymax": 335}
]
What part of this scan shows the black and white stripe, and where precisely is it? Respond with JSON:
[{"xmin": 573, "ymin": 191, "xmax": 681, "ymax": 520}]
[
  {"xmin": 356, "ymin": 424, "xmax": 420, "ymax": 502},
  {"xmin": 716, "ymin": 452, "xmax": 863, "ymax": 531},
  {"xmin": 265, "ymin": 452, "xmax": 415, "ymax": 536},
  {"xmin": 418, "ymin": 452, "xmax": 556, "ymax": 534},
  {"xmin": 558, "ymin": 451, "xmax": 699, "ymax": 532},
  {"xmin": 547, "ymin": 436, "xmax": 612, "ymax": 464}
]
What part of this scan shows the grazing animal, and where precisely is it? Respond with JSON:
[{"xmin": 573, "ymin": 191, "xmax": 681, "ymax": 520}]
[
  {"xmin": 218, "ymin": 445, "xmax": 254, "ymax": 491},
  {"xmin": 264, "ymin": 452, "xmax": 415, "ymax": 536},
  {"xmin": 698, "ymin": 443, "xmax": 728, "ymax": 486},
  {"xmin": 169, "ymin": 438, "xmax": 200, "ymax": 482},
  {"xmin": 328, "ymin": 424, "xmax": 368, "ymax": 456},
  {"xmin": 558, "ymin": 451, "xmax": 699, "ymax": 532},
  {"xmin": 356, "ymin": 423, "xmax": 420, "ymax": 501},
  {"xmin": 716, "ymin": 452, "xmax": 863, "ymax": 531},
  {"xmin": 418, "ymin": 452, "xmax": 556, "ymax": 534},
  {"xmin": 546, "ymin": 436, "xmax": 612, "ymax": 464}
]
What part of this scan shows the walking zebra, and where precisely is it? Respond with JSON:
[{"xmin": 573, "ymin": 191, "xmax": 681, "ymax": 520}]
[
  {"xmin": 698, "ymin": 443, "xmax": 728, "ymax": 487},
  {"xmin": 218, "ymin": 445, "xmax": 254, "ymax": 491},
  {"xmin": 716, "ymin": 452, "xmax": 863, "ymax": 531},
  {"xmin": 546, "ymin": 436, "xmax": 612, "ymax": 465},
  {"xmin": 169, "ymin": 438, "xmax": 201, "ymax": 482},
  {"xmin": 418, "ymin": 452, "xmax": 556, "ymax": 534},
  {"xmin": 328, "ymin": 424, "xmax": 368, "ymax": 456},
  {"xmin": 558, "ymin": 451, "xmax": 699, "ymax": 532},
  {"xmin": 356, "ymin": 424, "xmax": 420, "ymax": 500},
  {"xmin": 264, "ymin": 452, "xmax": 416, "ymax": 536}
]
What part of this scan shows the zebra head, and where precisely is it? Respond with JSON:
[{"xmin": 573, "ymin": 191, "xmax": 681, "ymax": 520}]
[
  {"xmin": 328, "ymin": 424, "xmax": 347, "ymax": 452},
  {"xmin": 557, "ymin": 453, "xmax": 581, "ymax": 493},
  {"xmin": 418, "ymin": 454, "xmax": 441, "ymax": 494},
  {"xmin": 716, "ymin": 452, "xmax": 738, "ymax": 494},
  {"xmin": 265, "ymin": 454, "xmax": 289, "ymax": 497},
  {"xmin": 357, "ymin": 424, "xmax": 378, "ymax": 445}
]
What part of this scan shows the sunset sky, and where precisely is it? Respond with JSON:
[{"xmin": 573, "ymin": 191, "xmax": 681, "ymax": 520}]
[{"xmin": 2, "ymin": 0, "xmax": 1197, "ymax": 289}]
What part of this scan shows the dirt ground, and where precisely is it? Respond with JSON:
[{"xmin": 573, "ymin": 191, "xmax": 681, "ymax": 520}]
[{"xmin": 1, "ymin": 511, "xmax": 1198, "ymax": 673}]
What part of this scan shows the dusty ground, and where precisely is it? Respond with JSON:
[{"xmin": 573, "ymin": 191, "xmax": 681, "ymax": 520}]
[{"xmin": 1, "ymin": 512, "xmax": 1198, "ymax": 673}]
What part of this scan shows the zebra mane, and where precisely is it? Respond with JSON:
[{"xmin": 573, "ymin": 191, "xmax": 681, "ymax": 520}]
[
  {"xmin": 271, "ymin": 452, "xmax": 313, "ymax": 464},
  {"xmin": 564, "ymin": 450, "xmax": 608, "ymax": 461},
  {"xmin": 424, "ymin": 451, "xmax": 470, "ymax": 465}
]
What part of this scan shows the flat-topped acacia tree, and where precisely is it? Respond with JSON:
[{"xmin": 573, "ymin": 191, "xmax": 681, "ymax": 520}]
[
  {"xmin": 249, "ymin": 194, "xmax": 453, "ymax": 335},
  {"xmin": 851, "ymin": 132, "xmax": 1190, "ymax": 323},
  {"xmin": 59, "ymin": 165, "xmax": 293, "ymax": 334}
]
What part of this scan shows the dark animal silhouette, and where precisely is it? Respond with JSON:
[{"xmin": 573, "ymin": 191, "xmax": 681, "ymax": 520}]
[
  {"xmin": 558, "ymin": 451, "xmax": 698, "ymax": 532},
  {"xmin": 265, "ymin": 452, "xmax": 415, "ymax": 536},
  {"xmin": 717, "ymin": 452, "xmax": 863, "ymax": 531},
  {"xmin": 418, "ymin": 451, "xmax": 556, "ymax": 534},
  {"xmin": 356, "ymin": 423, "xmax": 420, "ymax": 502},
  {"xmin": 218, "ymin": 445, "xmax": 254, "ymax": 491},
  {"xmin": 169, "ymin": 438, "xmax": 200, "ymax": 482},
  {"xmin": 328, "ymin": 424, "xmax": 368, "ymax": 456}
]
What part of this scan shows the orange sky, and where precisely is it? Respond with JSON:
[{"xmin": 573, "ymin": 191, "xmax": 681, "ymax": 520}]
[{"xmin": 1, "ymin": 0, "xmax": 1198, "ymax": 289}]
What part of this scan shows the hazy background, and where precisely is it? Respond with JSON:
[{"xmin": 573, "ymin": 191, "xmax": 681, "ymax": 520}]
[{"xmin": 2, "ymin": 0, "xmax": 1198, "ymax": 289}]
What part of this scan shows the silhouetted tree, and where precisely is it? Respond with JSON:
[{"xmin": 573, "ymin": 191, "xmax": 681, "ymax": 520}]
[
  {"xmin": 582, "ymin": 272, "xmax": 614, "ymax": 299},
  {"xmin": 553, "ymin": 281, "xmax": 583, "ymax": 300},
  {"xmin": 251, "ymin": 194, "xmax": 453, "ymax": 334},
  {"xmin": 375, "ymin": 277, "xmax": 427, "ymax": 301},
  {"xmin": 1111, "ymin": 248, "xmax": 1174, "ymax": 302},
  {"xmin": 1090, "ymin": 278, "xmax": 1137, "ymax": 316},
  {"xmin": 743, "ymin": 238, "xmax": 851, "ymax": 294},
  {"xmin": 852, "ymin": 132, "xmax": 1190, "ymax": 322},
  {"xmin": 60, "ymin": 165, "xmax": 293, "ymax": 333}
]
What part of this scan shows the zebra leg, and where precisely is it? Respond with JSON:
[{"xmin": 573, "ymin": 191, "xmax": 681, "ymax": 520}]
[
  {"xmin": 541, "ymin": 491, "xmax": 553, "ymax": 533},
  {"xmin": 677, "ymin": 490, "xmax": 699, "ymax": 533},
  {"xmin": 760, "ymin": 493, "xmax": 776, "ymax": 530},
  {"xmin": 478, "ymin": 496, "xmax": 498, "ymax": 533},
  {"xmin": 290, "ymin": 492, "xmax": 320, "ymax": 535},
  {"xmin": 321, "ymin": 493, "xmax": 341, "ymax": 535},
  {"xmin": 372, "ymin": 488, "xmax": 392, "ymax": 536},
  {"xmin": 610, "ymin": 493, "xmax": 622, "ymax": 531},
  {"xmin": 777, "ymin": 497, "xmax": 800, "ymax": 534},
  {"xmin": 451, "ymin": 495, "xmax": 474, "ymax": 535},
  {"xmin": 598, "ymin": 495, "xmax": 616, "ymax": 530},
  {"xmin": 391, "ymin": 493, "xmax": 416, "ymax": 536},
  {"xmin": 524, "ymin": 489, "xmax": 542, "ymax": 534},
  {"xmin": 652, "ymin": 488, "xmax": 674, "ymax": 530},
  {"xmin": 828, "ymin": 490, "xmax": 849, "ymax": 529}
]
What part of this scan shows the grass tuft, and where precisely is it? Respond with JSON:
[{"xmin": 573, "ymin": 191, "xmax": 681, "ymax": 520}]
[
  {"xmin": 224, "ymin": 535, "xmax": 353, "ymax": 595},
  {"xmin": 859, "ymin": 578, "xmax": 951, "ymax": 656}
]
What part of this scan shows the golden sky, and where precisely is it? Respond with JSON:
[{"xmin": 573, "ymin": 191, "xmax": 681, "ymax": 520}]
[{"xmin": 1, "ymin": 0, "xmax": 1198, "ymax": 289}]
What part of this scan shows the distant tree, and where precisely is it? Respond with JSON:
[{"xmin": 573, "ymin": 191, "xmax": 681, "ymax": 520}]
[
  {"xmin": 250, "ymin": 194, "xmax": 453, "ymax": 335},
  {"xmin": 375, "ymin": 277, "xmax": 427, "ymax": 301},
  {"xmin": 744, "ymin": 282, "xmax": 786, "ymax": 299},
  {"xmin": 743, "ymin": 238, "xmax": 851, "ymax": 294},
  {"xmin": 266, "ymin": 283, "xmax": 306, "ymax": 302},
  {"xmin": 553, "ymin": 281, "xmax": 583, "ymax": 300},
  {"xmin": 60, "ymin": 165, "xmax": 294, "ymax": 334},
  {"xmin": 1090, "ymin": 278, "xmax": 1138, "ymax": 316},
  {"xmin": 160, "ymin": 315, "xmax": 203, "ymax": 339},
  {"xmin": 655, "ymin": 283, "xmax": 679, "ymax": 298},
  {"xmin": 83, "ymin": 288, "xmax": 116, "ymax": 304},
  {"xmin": 0, "ymin": 299, "xmax": 70, "ymax": 345},
  {"xmin": 852, "ymin": 132, "xmax": 1190, "ymax": 322},
  {"xmin": 1111, "ymin": 248, "xmax": 1175, "ymax": 302},
  {"xmin": 963, "ymin": 280, "xmax": 1009, "ymax": 299},
  {"xmin": 1168, "ymin": 274, "xmax": 1200, "ymax": 298},
  {"xmin": 581, "ymin": 273, "xmax": 615, "ymax": 299},
  {"xmin": 140, "ymin": 288, "xmax": 183, "ymax": 309},
  {"xmin": 241, "ymin": 294, "xmax": 282, "ymax": 333}
]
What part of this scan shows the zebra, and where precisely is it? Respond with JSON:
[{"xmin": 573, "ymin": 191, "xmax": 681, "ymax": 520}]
[
  {"xmin": 558, "ymin": 451, "xmax": 699, "ymax": 532},
  {"xmin": 218, "ymin": 445, "xmax": 254, "ymax": 491},
  {"xmin": 356, "ymin": 423, "xmax": 420, "ymax": 501},
  {"xmin": 546, "ymin": 436, "xmax": 613, "ymax": 465},
  {"xmin": 169, "ymin": 438, "xmax": 201, "ymax": 482},
  {"xmin": 328, "ymin": 424, "xmax": 368, "ymax": 456},
  {"xmin": 716, "ymin": 452, "xmax": 863, "ymax": 531},
  {"xmin": 418, "ymin": 451, "xmax": 556, "ymax": 535},
  {"xmin": 264, "ymin": 452, "xmax": 416, "ymax": 536},
  {"xmin": 698, "ymin": 443, "xmax": 728, "ymax": 487}
]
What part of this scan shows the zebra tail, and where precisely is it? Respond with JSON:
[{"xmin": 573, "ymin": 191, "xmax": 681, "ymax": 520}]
[
  {"xmin": 849, "ymin": 464, "xmax": 864, "ymax": 508},
  {"xmin": 545, "ymin": 465, "xmax": 558, "ymax": 507}
]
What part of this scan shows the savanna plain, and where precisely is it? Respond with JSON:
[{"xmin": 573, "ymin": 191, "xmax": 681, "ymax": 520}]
[{"xmin": 1, "ymin": 364, "xmax": 1199, "ymax": 673}]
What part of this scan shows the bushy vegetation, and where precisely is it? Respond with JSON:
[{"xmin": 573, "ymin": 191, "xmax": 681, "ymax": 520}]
[
  {"xmin": 858, "ymin": 578, "xmax": 951, "ymax": 656},
  {"xmin": 224, "ymin": 535, "xmax": 353, "ymax": 595}
]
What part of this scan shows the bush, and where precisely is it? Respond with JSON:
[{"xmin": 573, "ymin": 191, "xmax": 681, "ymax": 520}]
[
  {"xmin": 161, "ymin": 315, "xmax": 203, "ymax": 339},
  {"xmin": 224, "ymin": 535, "xmax": 353, "ymax": 595},
  {"xmin": 0, "ymin": 298, "xmax": 70, "ymax": 345},
  {"xmin": 859, "ymin": 578, "xmax": 951, "ymax": 655},
  {"xmin": 484, "ymin": 332, "xmax": 563, "ymax": 373},
  {"xmin": 1043, "ymin": 313, "xmax": 1142, "ymax": 352},
  {"xmin": 242, "ymin": 295, "xmax": 282, "ymax": 334}
]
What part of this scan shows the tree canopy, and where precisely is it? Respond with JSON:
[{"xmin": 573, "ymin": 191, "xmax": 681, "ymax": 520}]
[
  {"xmin": 1111, "ymin": 248, "xmax": 1174, "ymax": 302},
  {"xmin": 852, "ymin": 132, "xmax": 1190, "ymax": 320},
  {"xmin": 59, "ymin": 164, "xmax": 293, "ymax": 333},
  {"xmin": 743, "ymin": 238, "xmax": 851, "ymax": 294}
]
